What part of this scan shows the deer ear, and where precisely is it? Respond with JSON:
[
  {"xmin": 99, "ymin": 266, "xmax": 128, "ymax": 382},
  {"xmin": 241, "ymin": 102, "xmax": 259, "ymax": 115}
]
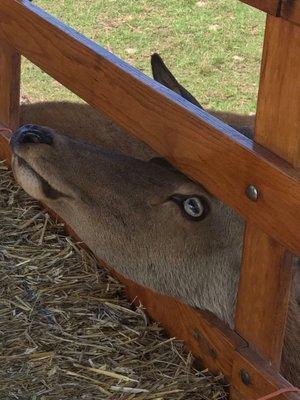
[{"xmin": 151, "ymin": 53, "xmax": 203, "ymax": 109}]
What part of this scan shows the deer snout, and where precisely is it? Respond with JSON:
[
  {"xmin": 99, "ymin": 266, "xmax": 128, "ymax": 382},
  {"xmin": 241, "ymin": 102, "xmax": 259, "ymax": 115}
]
[{"xmin": 11, "ymin": 124, "xmax": 53, "ymax": 149}]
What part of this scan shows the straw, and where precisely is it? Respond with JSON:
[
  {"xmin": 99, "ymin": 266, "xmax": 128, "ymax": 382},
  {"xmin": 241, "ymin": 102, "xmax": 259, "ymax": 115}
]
[{"xmin": 0, "ymin": 160, "xmax": 227, "ymax": 399}]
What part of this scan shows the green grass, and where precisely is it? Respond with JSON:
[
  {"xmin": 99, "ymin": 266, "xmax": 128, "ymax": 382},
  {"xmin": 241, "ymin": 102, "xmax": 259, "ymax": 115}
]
[{"xmin": 22, "ymin": 0, "xmax": 265, "ymax": 114}]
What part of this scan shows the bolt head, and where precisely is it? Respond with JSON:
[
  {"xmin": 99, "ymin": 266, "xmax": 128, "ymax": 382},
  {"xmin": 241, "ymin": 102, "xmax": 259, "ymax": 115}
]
[
  {"xmin": 193, "ymin": 329, "xmax": 200, "ymax": 340},
  {"xmin": 246, "ymin": 184, "xmax": 259, "ymax": 201},
  {"xmin": 240, "ymin": 369, "xmax": 251, "ymax": 385}
]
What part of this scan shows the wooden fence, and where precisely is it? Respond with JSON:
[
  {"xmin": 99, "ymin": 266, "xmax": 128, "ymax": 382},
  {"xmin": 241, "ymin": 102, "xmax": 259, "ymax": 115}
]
[{"xmin": 0, "ymin": 0, "xmax": 299, "ymax": 398}]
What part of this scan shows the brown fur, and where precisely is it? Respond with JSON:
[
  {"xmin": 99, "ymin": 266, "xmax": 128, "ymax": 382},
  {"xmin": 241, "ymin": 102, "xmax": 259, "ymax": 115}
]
[{"xmin": 13, "ymin": 54, "xmax": 298, "ymax": 385}]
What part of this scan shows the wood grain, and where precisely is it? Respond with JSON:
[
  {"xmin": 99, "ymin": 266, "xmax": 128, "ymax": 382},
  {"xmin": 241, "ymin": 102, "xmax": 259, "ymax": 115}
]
[
  {"xmin": 233, "ymin": 15, "xmax": 299, "ymax": 397},
  {"xmin": 0, "ymin": 126, "xmax": 12, "ymax": 163},
  {"xmin": 235, "ymin": 224, "xmax": 293, "ymax": 366},
  {"xmin": 239, "ymin": 0, "xmax": 281, "ymax": 15},
  {"xmin": 0, "ymin": 40, "xmax": 20, "ymax": 130},
  {"xmin": 256, "ymin": 16, "xmax": 300, "ymax": 167},
  {"xmin": 281, "ymin": 0, "xmax": 300, "ymax": 26},
  {"xmin": 232, "ymin": 348, "xmax": 300, "ymax": 400},
  {"xmin": 0, "ymin": 0, "xmax": 299, "ymax": 255}
]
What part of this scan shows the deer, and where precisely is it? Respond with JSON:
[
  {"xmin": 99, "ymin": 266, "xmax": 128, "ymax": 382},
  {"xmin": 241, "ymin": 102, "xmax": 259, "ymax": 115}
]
[{"xmin": 11, "ymin": 54, "xmax": 299, "ymax": 386}]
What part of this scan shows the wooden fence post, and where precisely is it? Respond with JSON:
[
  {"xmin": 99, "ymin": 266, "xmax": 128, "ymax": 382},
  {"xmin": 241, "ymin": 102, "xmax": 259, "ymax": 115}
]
[
  {"xmin": 232, "ymin": 15, "xmax": 300, "ymax": 397},
  {"xmin": 0, "ymin": 40, "xmax": 20, "ymax": 130}
]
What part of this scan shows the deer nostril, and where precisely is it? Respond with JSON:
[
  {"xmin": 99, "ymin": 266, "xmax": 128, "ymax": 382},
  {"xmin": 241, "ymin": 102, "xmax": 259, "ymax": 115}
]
[
  {"xmin": 22, "ymin": 131, "xmax": 42, "ymax": 144},
  {"xmin": 19, "ymin": 125, "xmax": 53, "ymax": 145}
]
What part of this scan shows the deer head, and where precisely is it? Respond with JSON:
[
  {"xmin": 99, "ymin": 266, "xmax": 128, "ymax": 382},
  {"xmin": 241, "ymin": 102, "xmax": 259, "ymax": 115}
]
[
  {"xmin": 11, "ymin": 54, "xmax": 299, "ymax": 387},
  {"xmin": 11, "ymin": 54, "xmax": 245, "ymax": 326}
]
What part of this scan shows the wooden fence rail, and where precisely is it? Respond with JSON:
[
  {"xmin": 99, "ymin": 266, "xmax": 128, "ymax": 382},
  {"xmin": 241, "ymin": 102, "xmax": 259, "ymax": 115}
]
[
  {"xmin": 241, "ymin": 0, "xmax": 300, "ymax": 25},
  {"xmin": 0, "ymin": 1, "xmax": 299, "ymax": 399}
]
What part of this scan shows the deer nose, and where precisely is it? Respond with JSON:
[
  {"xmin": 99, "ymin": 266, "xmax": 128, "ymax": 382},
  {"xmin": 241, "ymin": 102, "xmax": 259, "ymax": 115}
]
[{"xmin": 12, "ymin": 124, "xmax": 53, "ymax": 146}]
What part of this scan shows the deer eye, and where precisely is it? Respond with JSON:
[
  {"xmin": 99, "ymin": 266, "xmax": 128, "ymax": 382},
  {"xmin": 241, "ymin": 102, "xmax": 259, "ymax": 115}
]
[
  {"xmin": 170, "ymin": 194, "xmax": 210, "ymax": 221},
  {"xmin": 183, "ymin": 197, "xmax": 204, "ymax": 218}
]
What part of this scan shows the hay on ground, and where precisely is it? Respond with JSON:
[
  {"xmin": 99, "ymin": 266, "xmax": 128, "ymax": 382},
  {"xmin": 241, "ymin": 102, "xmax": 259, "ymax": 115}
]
[{"xmin": 0, "ymin": 160, "xmax": 227, "ymax": 399}]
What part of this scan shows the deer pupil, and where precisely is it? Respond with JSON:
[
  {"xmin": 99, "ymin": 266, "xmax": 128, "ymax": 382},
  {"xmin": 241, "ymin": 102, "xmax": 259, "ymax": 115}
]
[{"xmin": 184, "ymin": 197, "xmax": 203, "ymax": 217}]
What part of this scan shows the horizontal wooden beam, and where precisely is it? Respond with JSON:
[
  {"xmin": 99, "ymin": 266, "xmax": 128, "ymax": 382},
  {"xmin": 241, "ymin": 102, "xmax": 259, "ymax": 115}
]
[
  {"xmin": 239, "ymin": 0, "xmax": 281, "ymax": 15},
  {"xmin": 240, "ymin": 0, "xmax": 300, "ymax": 26},
  {"xmin": 281, "ymin": 0, "xmax": 300, "ymax": 26},
  {"xmin": 0, "ymin": 0, "xmax": 299, "ymax": 256}
]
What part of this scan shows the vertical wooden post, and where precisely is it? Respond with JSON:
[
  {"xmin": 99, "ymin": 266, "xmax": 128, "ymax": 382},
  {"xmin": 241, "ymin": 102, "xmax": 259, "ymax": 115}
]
[
  {"xmin": 235, "ymin": 225, "xmax": 293, "ymax": 366},
  {"xmin": 0, "ymin": 40, "xmax": 20, "ymax": 130},
  {"xmin": 232, "ymin": 15, "xmax": 300, "ymax": 396},
  {"xmin": 255, "ymin": 16, "xmax": 300, "ymax": 167}
]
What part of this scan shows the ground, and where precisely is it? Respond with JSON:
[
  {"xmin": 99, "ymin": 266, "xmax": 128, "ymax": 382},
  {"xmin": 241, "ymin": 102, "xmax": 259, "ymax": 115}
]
[{"xmin": 22, "ymin": 0, "xmax": 265, "ymax": 114}]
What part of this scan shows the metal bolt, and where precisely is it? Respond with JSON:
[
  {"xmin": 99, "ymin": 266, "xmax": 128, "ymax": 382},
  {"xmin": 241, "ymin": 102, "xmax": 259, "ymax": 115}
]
[
  {"xmin": 193, "ymin": 329, "xmax": 200, "ymax": 340},
  {"xmin": 208, "ymin": 347, "xmax": 218, "ymax": 360},
  {"xmin": 193, "ymin": 329, "xmax": 217, "ymax": 360},
  {"xmin": 240, "ymin": 369, "xmax": 251, "ymax": 386},
  {"xmin": 246, "ymin": 184, "xmax": 259, "ymax": 201}
]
